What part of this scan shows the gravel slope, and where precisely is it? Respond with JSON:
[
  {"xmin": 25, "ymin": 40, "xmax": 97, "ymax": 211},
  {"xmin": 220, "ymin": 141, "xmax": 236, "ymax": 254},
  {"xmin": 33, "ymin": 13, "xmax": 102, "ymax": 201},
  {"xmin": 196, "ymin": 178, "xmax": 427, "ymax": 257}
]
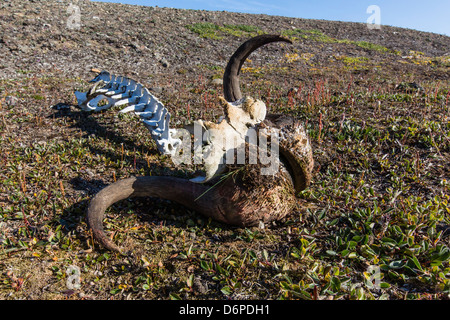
[{"xmin": 1, "ymin": 0, "xmax": 449, "ymax": 82}]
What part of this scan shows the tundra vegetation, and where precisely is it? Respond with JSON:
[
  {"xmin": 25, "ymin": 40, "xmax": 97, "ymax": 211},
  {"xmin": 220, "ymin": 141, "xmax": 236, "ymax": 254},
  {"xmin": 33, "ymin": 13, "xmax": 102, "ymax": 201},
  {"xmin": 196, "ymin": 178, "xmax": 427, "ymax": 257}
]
[{"xmin": 0, "ymin": 1, "xmax": 449, "ymax": 300}]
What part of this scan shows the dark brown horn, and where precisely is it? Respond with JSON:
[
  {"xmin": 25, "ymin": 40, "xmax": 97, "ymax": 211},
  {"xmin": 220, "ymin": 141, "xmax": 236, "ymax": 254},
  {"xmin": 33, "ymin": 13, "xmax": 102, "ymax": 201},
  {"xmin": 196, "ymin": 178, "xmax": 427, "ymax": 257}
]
[
  {"xmin": 87, "ymin": 176, "xmax": 221, "ymax": 252},
  {"xmin": 223, "ymin": 34, "xmax": 292, "ymax": 102},
  {"xmin": 87, "ymin": 170, "xmax": 298, "ymax": 252}
]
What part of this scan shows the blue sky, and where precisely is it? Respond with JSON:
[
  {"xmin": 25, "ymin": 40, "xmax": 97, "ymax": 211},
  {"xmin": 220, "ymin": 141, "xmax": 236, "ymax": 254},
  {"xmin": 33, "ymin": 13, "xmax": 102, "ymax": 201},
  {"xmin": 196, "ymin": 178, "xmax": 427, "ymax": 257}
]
[{"xmin": 94, "ymin": 0, "xmax": 449, "ymax": 36}]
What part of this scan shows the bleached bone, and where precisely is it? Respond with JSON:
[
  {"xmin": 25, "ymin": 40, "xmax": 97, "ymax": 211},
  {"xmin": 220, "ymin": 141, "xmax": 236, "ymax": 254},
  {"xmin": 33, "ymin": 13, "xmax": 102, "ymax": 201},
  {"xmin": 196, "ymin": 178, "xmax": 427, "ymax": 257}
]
[
  {"xmin": 75, "ymin": 71, "xmax": 268, "ymax": 184},
  {"xmin": 189, "ymin": 96, "xmax": 267, "ymax": 183},
  {"xmin": 81, "ymin": 35, "xmax": 315, "ymax": 253},
  {"xmin": 74, "ymin": 71, "xmax": 181, "ymax": 156}
]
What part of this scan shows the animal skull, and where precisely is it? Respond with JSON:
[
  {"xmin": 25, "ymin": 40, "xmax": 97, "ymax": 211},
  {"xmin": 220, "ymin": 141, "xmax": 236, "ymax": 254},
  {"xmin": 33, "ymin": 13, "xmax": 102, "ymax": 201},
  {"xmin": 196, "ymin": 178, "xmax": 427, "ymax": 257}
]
[
  {"xmin": 189, "ymin": 96, "xmax": 267, "ymax": 182},
  {"xmin": 72, "ymin": 34, "xmax": 314, "ymax": 252},
  {"xmin": 74, "ymin": 73, "xmax": 271, "ymax": 183}
]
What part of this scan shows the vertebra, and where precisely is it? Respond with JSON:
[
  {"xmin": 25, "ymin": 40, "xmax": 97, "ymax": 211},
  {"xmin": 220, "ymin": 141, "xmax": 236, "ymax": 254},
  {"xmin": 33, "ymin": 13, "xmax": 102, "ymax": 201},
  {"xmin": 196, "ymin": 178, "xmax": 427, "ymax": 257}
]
[{"xmin": 75, "ymin": 71, "xmax": 181, "ymax": 156}]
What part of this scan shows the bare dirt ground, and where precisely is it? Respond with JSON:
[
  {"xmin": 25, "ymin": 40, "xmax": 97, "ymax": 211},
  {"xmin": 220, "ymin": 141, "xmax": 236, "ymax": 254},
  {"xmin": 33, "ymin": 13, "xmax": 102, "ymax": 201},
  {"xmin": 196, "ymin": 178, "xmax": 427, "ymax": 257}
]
[{"xmin": 0, "ymin": 0, "xmax": 449, "ymax": 301}]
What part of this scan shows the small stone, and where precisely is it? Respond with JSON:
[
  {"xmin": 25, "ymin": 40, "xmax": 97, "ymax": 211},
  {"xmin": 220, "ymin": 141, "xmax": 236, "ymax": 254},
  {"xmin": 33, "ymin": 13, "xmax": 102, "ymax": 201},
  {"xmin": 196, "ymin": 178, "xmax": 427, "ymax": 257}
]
[
  {"xmin": 395, "ymin": 82, "xmax": 423, "ymax": 93},
  {"xmin": 5, "ymin": 96, "xmax": 18, "ymax": 106},
  {"xmin": 210, "ymin": 78, "xmax": 223, "ymax": 86},
  {"xmin": 287, "ymin": 87, "xmax": 298, "ymax": 96},
  {"xmin": 160, "ymin": 58, "xmax": 169, "ymax": 68},
  {"xmin": 150, "ymin": 86, "xmax": 162, "ymax": 94},
  {"xmin": 193, "ymin": 277, "xmax": 209, "ymax": 294},
  {"xmin": 18, "ymin": 44, "xmax": 30, "ymax": 54}
]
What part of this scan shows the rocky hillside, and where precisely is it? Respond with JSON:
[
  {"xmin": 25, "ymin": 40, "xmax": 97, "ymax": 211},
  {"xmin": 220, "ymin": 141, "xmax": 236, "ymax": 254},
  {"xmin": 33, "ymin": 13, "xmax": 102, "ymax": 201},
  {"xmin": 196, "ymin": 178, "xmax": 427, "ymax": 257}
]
[{"xmin": 1, "ymin": 0, "xmax": 449, "ymax": 82}]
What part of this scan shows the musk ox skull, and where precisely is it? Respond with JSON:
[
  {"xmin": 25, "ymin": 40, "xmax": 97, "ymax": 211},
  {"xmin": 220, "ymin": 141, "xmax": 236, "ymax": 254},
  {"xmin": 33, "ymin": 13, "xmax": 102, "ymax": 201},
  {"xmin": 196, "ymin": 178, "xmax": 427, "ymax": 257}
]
[{"xmin": 74, "ymin": 34, "xmax": 313, "ymax": 253}]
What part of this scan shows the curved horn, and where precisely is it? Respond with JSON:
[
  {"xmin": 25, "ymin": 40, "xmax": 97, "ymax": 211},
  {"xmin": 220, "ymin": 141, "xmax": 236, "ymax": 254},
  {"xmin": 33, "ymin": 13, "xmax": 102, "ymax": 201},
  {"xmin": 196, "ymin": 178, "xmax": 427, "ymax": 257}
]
[
  {"xmin": 223, "ymin": 34, "xmax": 292, "ymax": 102},
  {"xmin": 87, "ymin": 176, "xmax": 223, "ymax": 252},
  {"xmin": 262, "ymin": 114, "xmax": 314, "ymax": 194},
  {"xmin": 223, "ymin": 36, "xmax": 313, "ymax": 193},
  {"xmin": 87, "ymin": 166, "xmax": 298, "ymax": 252}
]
